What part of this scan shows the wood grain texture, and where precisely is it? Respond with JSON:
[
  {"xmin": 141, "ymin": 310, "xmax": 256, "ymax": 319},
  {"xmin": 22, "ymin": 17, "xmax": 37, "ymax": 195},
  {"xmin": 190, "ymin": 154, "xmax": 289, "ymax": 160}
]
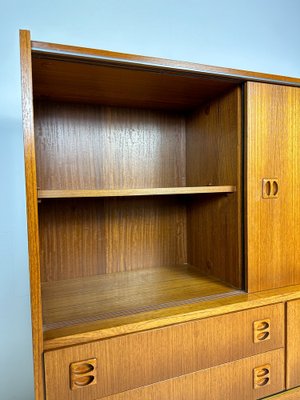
[
  {"xmin": 42, "ymin": 266, "xmax": 239, "ymax": 330},
  {"xmin": 32, "ymin": 56, "xmax": 240, "ymax": 110},
  {"xmin": 44, "ymin": 348, "xmax": 285, "ymax": 400},
  {"xmin": 31, "ymin": 39, "xmax": 300, "ymax": 86},
  {"xmin": 34, "ymin": 101, "xmax": 186, "ymax": 190},
  {"xmin": 286, "ymin": 299, "xmax": 300, "ymax": 389},
  {"xmin": 43, "ymin": 284, "xmax": 300, "ymax": 350},
  {"xmin": 101, "ymin": 350, "xmax": 285, "ymax": 400},
  {"xmin": 100, "ymin": 350, "xmax": 285, "ymax": 400},
  {"xmin": 39, "ymin": 197, "xmax": 187, "ymax": 281},
  {"xmin": 19, "ymin": 30, "xmax": 44, "ymax": 400},
  {"xmin": 246, "ymin": 82, "xmax": 300, "ymax": 292},
  {"xmin": 263, "ymin": 387, "xmax": 300, "ymax": 399},
  {"xmin": 38, "ymin": 186, "xmax": 236, "ymax": 198},
  {"xmin": 186, "ymin": 87, "xmax": 242, "ymax": 287},
  {"xmin": 44, "ymin": 305, "xmax": 284, "ymax": 399}
]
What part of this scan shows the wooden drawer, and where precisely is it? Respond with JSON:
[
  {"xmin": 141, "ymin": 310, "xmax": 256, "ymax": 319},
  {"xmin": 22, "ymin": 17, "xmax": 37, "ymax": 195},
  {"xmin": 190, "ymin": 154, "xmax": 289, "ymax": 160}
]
[
  {"xmin": 89, "ymin": 349, "xmax": 285, "ymax": 400},
  {"xmin": 262, "ymin": 387, "xmax": 300, "ymax": 399},
  {"xmin": 286, "ymin": 299, "xmax": 300, "ymax": 389},
  {"xmin": 44, "ymin": 304, "xmax": 284, "ymax": 400}
]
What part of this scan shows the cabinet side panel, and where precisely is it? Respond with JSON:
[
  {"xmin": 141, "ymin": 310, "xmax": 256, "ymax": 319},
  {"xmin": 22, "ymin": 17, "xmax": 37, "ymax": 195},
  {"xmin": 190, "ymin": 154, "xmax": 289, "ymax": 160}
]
[
  {"xmin": 246, "ymin": 82, "xmax": 300, "ymax": 292},
  {"xmin": 286, "ymin": 299, "xmax": 300, "ymax": 389},
  {"xmin": 186, "ymin": 87, "xmax": 242, "ymax": 287},
  {"xmin": 20, "ymin": 30, "xmax": 44, "ymax": 400},
  {"xmin": 34, "ymin": 101, "xmax": 186, "ymax": 190}
]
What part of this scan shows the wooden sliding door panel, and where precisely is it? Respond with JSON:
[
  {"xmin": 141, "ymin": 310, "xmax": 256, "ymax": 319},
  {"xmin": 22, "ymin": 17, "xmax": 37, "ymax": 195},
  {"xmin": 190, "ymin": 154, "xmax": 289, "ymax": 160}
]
[{"xmin": 246, "ymin": 82, "xmax": 300, "ymax": 292}]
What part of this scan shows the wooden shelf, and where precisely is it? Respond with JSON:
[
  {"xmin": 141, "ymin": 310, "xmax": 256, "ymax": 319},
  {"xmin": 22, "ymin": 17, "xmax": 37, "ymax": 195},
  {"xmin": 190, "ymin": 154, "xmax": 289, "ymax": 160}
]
[
  {"xmin": 42, "ymin": 265, "xmax": 240, "ymax": 333},
  {"xmin": 38, "ymin": 186, "xmax": 236, "ymax": 199}
]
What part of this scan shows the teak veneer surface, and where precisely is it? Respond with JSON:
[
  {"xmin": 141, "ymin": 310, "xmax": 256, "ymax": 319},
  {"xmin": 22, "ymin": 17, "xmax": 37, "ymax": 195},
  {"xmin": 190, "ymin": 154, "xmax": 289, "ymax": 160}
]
[
  {"xmin": 286, "ymin": 299, "xmax": 300, "ymax": 389},
  {"xmin": 32, "ymin": 55, "xmax": 239, "ymax": 110},
  {"xmin": 246, "ymin": 83, "xmax": 300, "ymax": 292},
  {"xmin": 43, "ymin": 284, "xmax": 300, "ymax": 350},
  {"xmin": 44, "ymin": 307, "xmax": 284, "ymax": 399},
  {"xmin": 38, "ymin": 186, "xmax": 236, "ymax": 198},
  {"xmin": 39, "ymin": 197, "xmax": 188, "ymax": 281},
  {"xmin": 31, "ymin": 39, "xmax": 300, "ymax": 85},
  {"xmin": 186, "ymin": 87, "xmax": 242, "ymax": 287},
  {"xmin": 263, "ymin": 387, "xmax": 300, "ymax": 399},
  {"xmin": 34, "ymin": 102, "xmax": 187, "ymax": 190},
  {"xmin": 44, "ymin": 348, "xmax": 285, "ymax": 400},
  {"xmin": 20, "ymin": 30, "xmax": 44, "ymax": 400},
  {"xmin": 42, "ymin": 265, "xmax": 238, "ymax": 330}
]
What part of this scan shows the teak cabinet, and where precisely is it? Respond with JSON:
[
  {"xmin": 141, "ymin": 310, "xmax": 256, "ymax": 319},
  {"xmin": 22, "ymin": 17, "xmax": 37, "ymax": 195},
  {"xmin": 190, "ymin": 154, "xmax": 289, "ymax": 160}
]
[{"xmin": 19, "ymin": 30, "xmax": 300, "ymax": 400}]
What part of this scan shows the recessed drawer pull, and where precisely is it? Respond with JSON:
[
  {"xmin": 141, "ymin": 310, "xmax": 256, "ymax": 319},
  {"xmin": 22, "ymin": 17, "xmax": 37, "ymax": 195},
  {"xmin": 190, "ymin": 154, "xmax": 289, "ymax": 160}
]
[
  {"xmin": 253, "ymin": 319, "xmax": 271, "ymax": 343},
  {"xmin": 254, "ymin": 364, "xmax": 271, "ymax": 389},
  {"xmin": 71, "ymin": 363, "xmax": 95, "ymax": 374},
  {"xmin": 256, "ymin": 377, "xmax": 270, "ymax": 387},
  {"xmin": 256, "ymin": 331, "xmax": 270, "ymax": 341},
  {"xmin": 70, "ymin": 358, "xmax": 97, "ymax": 390},
  {"xmin": 256, "ymin": 368, "xmax": 269, "ymax": 378},
  {"xmin": 74, "ymin": 376, "xmax": 95, "ymax": 387},
  {"xmin": 256, "ymin": 321, "xmax": 270, "ymax": 331}
]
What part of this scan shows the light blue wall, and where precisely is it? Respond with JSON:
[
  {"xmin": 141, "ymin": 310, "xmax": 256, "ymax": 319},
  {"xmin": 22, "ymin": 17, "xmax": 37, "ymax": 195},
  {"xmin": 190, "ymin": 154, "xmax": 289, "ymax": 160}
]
[{"xmin": 0, "ymin": 1, "xmax": 299, "ymax": 398}]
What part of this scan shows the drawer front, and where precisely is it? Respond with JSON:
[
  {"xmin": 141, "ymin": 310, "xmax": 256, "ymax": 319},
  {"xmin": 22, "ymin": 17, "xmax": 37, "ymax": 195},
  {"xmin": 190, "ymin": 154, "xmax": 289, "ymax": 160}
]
[
  {"xmin": 44, "ymin": 304, "xmax": 284, "ymax": 400},
  {"xmin": 286, "ymin": 299, "xmax": 300, "ymax": 389},
  {"xmin": 95, "ymin": 349, "xmax": 285, "ymax": 400},
  {"xmin": 262, "ymin": 387, "xmax": 300, "ymax": 399}
]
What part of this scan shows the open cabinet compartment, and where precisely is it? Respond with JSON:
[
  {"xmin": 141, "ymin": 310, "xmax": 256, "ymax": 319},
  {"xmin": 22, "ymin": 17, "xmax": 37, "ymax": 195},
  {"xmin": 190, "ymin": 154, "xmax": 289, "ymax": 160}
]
[{"xmin": 31, "ymin": 51, "xmax": 243, "ymax": 336}]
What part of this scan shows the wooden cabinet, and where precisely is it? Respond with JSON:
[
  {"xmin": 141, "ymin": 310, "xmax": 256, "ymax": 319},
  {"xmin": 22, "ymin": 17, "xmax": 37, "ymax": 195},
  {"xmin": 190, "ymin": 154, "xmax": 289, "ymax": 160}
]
[{"xmin": 19, "ymin": 30, "xmax": 300, "ymax": 400}]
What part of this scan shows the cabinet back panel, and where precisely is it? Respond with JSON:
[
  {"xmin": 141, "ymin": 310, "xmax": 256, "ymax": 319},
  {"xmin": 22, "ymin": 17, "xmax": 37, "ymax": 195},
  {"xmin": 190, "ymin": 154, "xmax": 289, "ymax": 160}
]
[
  {"xmin": 34, "ymin": 101, "xmax": 186, "ymax": 190},
  {"xmin": 39, "ymin": 197, "xmax": 187, "ymax": 282}
]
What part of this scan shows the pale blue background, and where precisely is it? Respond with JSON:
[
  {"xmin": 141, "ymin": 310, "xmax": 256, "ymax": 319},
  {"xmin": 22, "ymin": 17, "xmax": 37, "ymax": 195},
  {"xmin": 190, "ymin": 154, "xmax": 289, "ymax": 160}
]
[{"xmin": 0, "ymin": 1, "xmax": 300, "ymax": 398}]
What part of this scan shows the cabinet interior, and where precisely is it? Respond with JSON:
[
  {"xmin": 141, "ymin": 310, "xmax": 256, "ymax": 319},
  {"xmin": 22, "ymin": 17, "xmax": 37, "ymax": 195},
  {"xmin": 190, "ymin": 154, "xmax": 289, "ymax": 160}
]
[{"xmin": 32, "ymin": 53, "xmax": 243, "ymax": 333}]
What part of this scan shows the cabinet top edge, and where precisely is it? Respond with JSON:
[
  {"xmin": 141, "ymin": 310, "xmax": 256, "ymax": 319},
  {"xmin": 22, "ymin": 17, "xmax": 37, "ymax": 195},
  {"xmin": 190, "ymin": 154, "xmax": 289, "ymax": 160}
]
[{"xmin": 29, "ymin": 38, "xmax": 300, "ymax": 87}]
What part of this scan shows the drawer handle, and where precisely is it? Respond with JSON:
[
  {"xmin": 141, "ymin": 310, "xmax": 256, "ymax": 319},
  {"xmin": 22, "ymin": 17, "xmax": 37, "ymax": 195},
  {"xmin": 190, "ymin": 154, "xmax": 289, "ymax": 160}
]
[
  {"xmin": 253, "ymin": 319, "xmax": 271, "ymax": 343},
  {"xmin": 74, "ymin": 376, "xmax": 95, "ymax": 387},
  {"xmin": 254, "ymin": 364, "xmax": 271, "ymax": 389},
  {"xmin": 256, "ymin": 368, "xmax": 269, "ymax": 378},
  {"xmin": 71, "ymin": 363, "xmax": 95, "ymax": 375},
  {"xmin": 256, "ymin": 377, "xmax": 270, "ymax": 387},
  {"xmin": 70, "ymin": 358, "xmax": 97, "ymax": 390},
  {"xmin": 256, "ymin": 332, "xmax": 270, "ymax": 341},
  {"xmin": 255, "ymin": 321, "xmax": 270, "ymax": 331}
]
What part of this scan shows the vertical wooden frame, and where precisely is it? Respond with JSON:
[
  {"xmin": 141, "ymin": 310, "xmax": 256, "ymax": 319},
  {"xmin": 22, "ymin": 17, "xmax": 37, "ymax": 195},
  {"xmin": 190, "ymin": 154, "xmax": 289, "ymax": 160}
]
[{"xmin": 20, "ymin": 30, "xmax": 44, "ymax": 399}]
